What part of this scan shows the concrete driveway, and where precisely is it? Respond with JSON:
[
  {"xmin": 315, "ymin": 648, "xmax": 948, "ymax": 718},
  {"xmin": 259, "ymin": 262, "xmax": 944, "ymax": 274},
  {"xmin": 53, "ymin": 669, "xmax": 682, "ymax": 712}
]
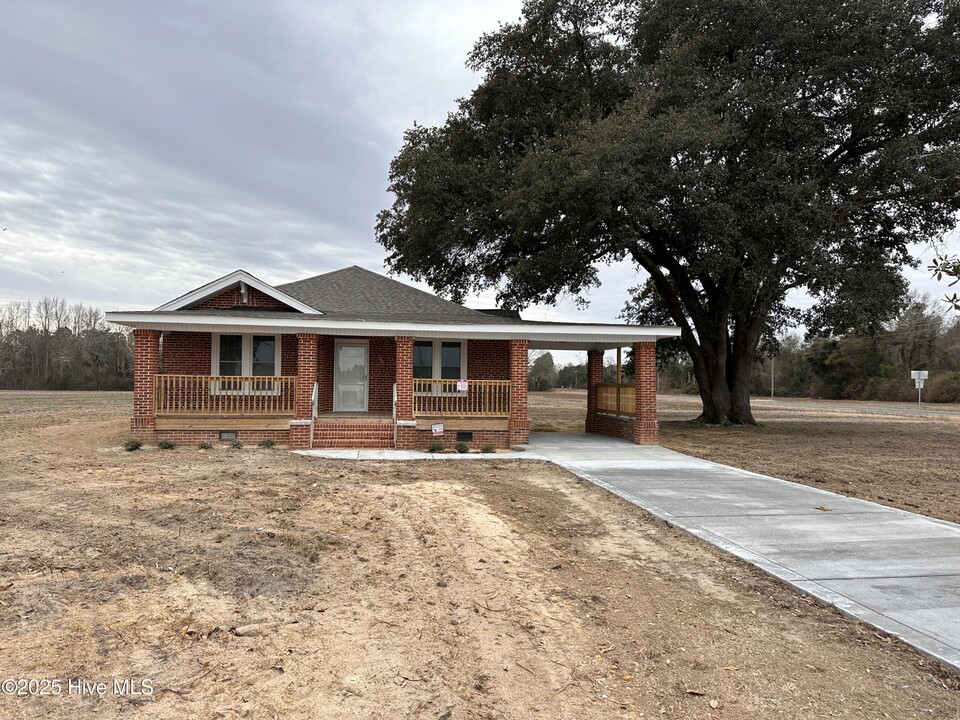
[{"xmin": 527, "ymin": 432, "xmax": 960, "ymax": 673}]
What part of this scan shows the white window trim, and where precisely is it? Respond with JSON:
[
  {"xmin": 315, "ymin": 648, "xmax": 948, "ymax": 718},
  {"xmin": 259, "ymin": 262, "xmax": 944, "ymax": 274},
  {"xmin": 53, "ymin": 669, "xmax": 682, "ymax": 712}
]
[
  {"xmin": 413, "ymin": 339, "xmax": 468, "ymax": 395},
  {"xmin": 210, "ymin": 333, "xmax": 282, "ymax": 395},
  {"xmin": 333, "ymin": 339, "xmax": 369, "ymax": 412}
]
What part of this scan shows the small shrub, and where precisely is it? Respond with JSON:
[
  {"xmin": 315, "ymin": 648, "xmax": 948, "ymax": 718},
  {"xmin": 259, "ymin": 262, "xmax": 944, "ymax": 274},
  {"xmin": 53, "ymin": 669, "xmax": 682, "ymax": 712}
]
[
  {"xmin": 123, "ymin": 438, "xmax": 143, "ymax": 452},
  {"xmin": 480, "ymin": 444, "xmax": 496, "ymax": 454},
  {"xmin": 157, "ymin": 439, "xmax": 176, "ymax": 450},
  {"xmin": 427, "ymin": 441, "xmax": 445, "ymax": 453},
  {"xmin": 197, "ymin": 441, "xmax": 213, "ymax": 450},
  {"xmin": 257, "ymin": 439, "xmax": 276, "ymax": 449},
  {"xmin": 454, "ymin": 441, "xmax": 470, "ymax": 454},
  {"xmin": 230, "ymin": 439, "xmax": 244, "ymax": 449}
]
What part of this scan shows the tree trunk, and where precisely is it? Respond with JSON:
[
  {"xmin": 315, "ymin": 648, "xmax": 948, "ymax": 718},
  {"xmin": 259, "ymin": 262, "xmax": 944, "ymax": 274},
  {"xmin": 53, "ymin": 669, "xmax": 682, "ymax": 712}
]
[{"xmin": 689, "ymin": 332, "xmax": 758, "ymax": 425}]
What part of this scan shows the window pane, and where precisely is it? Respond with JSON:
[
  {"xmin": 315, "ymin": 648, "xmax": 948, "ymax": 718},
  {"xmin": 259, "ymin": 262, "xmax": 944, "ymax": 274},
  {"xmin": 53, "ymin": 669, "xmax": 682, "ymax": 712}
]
[
  {"xmin": 252, "ymin": 336, "xmax": 276, "ymax": 376},
  {"xmin": 441, "ymin": 342, "xmax": 461, "ymax": 379},
  {"xmin": 219, "ymin": 335, "xmax": 242, "ymax": 376},
  {"xmin": 413, "ymin": 341, "xmax": 433, "ymax": 379}
]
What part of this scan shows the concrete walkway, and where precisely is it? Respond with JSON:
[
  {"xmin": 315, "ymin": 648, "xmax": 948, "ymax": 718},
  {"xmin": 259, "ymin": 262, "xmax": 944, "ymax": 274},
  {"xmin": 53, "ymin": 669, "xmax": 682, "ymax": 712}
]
[
  {"xmin": 527, "ymin": 432, "xmax": 960, "ymax": 673},
  {"xmin": 299, "ymin": 432, "xmax": 960, "ymax": 672}
]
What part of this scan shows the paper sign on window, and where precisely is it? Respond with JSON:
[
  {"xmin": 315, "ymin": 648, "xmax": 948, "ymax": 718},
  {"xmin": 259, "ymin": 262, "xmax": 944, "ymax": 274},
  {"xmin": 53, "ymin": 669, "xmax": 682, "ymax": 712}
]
[{"xmin": 456, "ymin": 379, "xmax": 468, "ymax": 392}]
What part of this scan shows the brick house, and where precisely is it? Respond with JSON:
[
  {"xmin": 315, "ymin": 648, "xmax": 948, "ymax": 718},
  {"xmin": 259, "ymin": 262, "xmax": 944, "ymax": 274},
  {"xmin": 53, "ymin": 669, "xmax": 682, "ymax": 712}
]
[{"xmin": 105, "ymin": 266, "xmax": 679, "ymax": 450}]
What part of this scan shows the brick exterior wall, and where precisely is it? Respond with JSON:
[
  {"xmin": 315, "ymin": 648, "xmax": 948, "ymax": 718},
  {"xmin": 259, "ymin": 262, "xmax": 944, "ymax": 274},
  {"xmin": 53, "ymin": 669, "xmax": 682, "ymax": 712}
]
[
  {"xmin": 192, "ymin": 285, "xmax": 291, "ymax": 310},
  {"xmin": 585, "ymin": 349, "xmax": 604, "ymax": 433},
  {"xmin": 131, "ymin": 329, "xmax": 161, "ymax": 438},
  {"xmin": 367, "ymin": 337, "xmax": 397, "ymax": 412},
  {"xmin": 317, "ymin": 336, "xmax": 334, "ymax": 412},
  {"xmin": 396, "ymin": 426, "xmax": 511, "ymax": 451},
  {"xmin": 161, "ymin": 332, "xmax": 211, "ymax": 374},
  {"xmin": 281, "ymin": 334, "xmax": 298, "ymax": 375},
  {"xmin": 632, "ymin": 341, "xmax": 659, "ymax": 444},
  {"xmin": 508, "ymin": 339, "xmax": 529, "ymax": 445},
  {"xmin": 154, "ymin": 429, "xmax": 291, "ymax": 445},
  {"xmin": 467, "ymin": 340, "xmax": 510, "ymax": 379}
]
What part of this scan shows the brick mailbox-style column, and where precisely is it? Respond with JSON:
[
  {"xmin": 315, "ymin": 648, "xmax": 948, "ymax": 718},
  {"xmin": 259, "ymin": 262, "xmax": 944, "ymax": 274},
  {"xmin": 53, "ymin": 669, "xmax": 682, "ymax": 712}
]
[
  {"xmin": 632, "ymin": 341, "xmax": 659, "ymax": 444},
  {"xmin": 585, "ymin": 349, "xmax": 604, "ymax": 433},
  {"xmin": 394, "ymin": 337, "xmax": 416, "ymax": 449},
  {"xmin": 131, "ymin": 329, "xmax": 161, "ymax": 439},
  {"xmin": 289, "ymin": 333, "xmax": 318, "ymax": 450},
  {"xmin": 508, "ymin": 339, "xmax": 529, "ymax": 445}
]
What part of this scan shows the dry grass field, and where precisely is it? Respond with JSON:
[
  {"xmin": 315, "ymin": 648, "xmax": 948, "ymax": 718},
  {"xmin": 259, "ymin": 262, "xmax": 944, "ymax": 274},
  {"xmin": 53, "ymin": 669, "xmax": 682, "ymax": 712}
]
[{"xmin": 0, "ymin": 391, "xmax": 958, "ymax": 719}]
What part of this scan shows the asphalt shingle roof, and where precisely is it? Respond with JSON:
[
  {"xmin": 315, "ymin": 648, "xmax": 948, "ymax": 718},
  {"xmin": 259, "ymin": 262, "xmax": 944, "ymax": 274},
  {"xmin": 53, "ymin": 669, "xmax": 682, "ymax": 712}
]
[{"xmin": 275, "ymin": 266, "xmax": 523, "ymax": 325}]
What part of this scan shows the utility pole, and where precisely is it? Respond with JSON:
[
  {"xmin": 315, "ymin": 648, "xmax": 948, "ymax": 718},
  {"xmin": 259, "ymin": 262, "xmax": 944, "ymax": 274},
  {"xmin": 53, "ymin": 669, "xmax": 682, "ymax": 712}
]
[{"xmin": 770, "ymin": 357, "xmax": 774, "ymax": 400}]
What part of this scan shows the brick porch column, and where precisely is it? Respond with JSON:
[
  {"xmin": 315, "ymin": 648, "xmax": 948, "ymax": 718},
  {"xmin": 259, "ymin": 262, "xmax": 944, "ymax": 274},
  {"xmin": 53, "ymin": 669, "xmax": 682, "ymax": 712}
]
[
  {"xmin": 394, "ymin": 337, "xmax": 414, "ymax": 421},
  {"xmin": 508, "ymin": 339, "xmax": 529, "ymax": 445},
  {"xmin": 394, "ymin": 337, "xmax": 415, "ymax": 449},
  {"xmin": 585, "ymin": 349, "xmax": 604, "ymax": 433},
  {"xmin": 632, "ymin": 341, "xmax": 659, "ymax": 444},
  {"xmin": 131, "ymin": 329, "xmax": 161, "ymax": 439},
  {"xmin": 290, "ymin": 333, "xmax": 318, "ymax": 449}
]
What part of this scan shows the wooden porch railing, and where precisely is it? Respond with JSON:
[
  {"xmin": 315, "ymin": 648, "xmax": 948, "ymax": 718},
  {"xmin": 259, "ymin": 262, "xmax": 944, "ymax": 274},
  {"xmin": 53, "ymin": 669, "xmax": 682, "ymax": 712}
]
[
  {"xmin": 596, "ymin": 383, "xmax": 635, "ymax": 417},
  {"xmin": 413, "ymin": 379, "xmax": 510, "ymax": 417},
  {"xmin": 154, "ymin": 374, "xmax": 297, "ymax": 416}
]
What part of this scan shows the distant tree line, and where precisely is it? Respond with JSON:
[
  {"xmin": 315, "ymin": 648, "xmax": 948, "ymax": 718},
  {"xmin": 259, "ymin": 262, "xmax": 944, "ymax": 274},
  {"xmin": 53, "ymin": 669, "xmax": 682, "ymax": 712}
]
[
  {"xmin": 528, "ymin": 296, "xmax": 960, "ymax": 403},
  {"xmin": 529, "ymin": 351, "xmax": 629, "ymax": 392},
  {"xmin": 0, "ymin": 298, "xmax": 133, "ymax": 390}
]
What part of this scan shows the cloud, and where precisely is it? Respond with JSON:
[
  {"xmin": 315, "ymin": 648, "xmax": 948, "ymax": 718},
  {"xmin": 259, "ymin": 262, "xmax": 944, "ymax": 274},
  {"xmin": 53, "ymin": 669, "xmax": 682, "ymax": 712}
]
[{"xmin": 0, "ymin": 0, "xmax": 956, "ymax": 335}]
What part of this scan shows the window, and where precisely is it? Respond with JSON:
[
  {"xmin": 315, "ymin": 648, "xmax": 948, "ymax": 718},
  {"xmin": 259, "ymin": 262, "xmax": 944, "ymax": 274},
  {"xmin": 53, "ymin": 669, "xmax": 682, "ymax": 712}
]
[
  {"xmin": 412, "ymin": 340, "xmax": 467, "ymax": 381},
  {"xmin": 413, "ymin": 341, "xmax": 433, "ymax": 379},
  {"xmin": 441, "ymin": 342, "xmax": 461, "ymax": 379},
  {"xmin": 252, "ymin": 336, "xmax": 276, "ymax": 376},
  {"xmin": 218, "ymin": 335, "xmax": 243, "ymax": 376},
  {"xmin": 211, "ymin": 334, "xmax": 282, "ymax": 393}
]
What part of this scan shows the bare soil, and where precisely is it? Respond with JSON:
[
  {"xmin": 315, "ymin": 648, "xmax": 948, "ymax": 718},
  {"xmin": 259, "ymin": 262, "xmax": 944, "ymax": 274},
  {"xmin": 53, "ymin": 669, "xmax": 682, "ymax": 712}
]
[
  {"xmin": 1, "ymin": 391, "xmax": 958, "ymax": 719},
  {"xmin": 530, "ymin": 390, "xmax": 960, "ymax": 525}
]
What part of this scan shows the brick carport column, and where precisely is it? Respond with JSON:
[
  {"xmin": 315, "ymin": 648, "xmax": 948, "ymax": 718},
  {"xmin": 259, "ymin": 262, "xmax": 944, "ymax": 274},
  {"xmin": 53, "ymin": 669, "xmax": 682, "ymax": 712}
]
[
  {"xmin": 585, "ymin": 349, "xmax": 604, "ymax": 433},
  {"xmin": 290, "ymin": 333, "xmax": 318, "ymax": 450},
  {"xmin": 131, "ymin": 329, "xmax": 161, "ymax": 439},
  {"xmin": 508, "ymin": 339, "xmax": 529, "ymax": 445},
  {"xmin": 632, "ymin": 341, "xmax": 659, "ymax": 444}
]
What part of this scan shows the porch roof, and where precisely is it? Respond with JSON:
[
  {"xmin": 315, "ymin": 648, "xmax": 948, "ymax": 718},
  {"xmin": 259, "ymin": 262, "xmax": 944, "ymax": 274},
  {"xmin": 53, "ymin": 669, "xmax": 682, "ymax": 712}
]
[{"xmin": 103, "ymin": 309, "xmax": 679, "ymax": 350}]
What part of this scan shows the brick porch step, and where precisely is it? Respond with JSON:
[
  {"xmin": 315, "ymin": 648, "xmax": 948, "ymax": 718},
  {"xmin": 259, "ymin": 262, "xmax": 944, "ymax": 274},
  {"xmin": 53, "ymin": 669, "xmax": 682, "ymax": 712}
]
[{"xmin": 313, "ymin": 421, "xmax": 394, "ymax": 449}]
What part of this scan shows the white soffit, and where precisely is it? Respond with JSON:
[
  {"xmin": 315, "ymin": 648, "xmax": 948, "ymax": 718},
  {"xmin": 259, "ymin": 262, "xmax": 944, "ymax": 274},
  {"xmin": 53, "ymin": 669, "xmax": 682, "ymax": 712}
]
[{"xmin": 102, "ymin": 311, "xmax": 681, "ymax": 345}]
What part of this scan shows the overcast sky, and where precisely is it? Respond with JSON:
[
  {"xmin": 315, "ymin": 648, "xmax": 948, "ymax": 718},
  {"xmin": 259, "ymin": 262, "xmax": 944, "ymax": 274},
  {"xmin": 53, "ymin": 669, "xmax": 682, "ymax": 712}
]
[{"xmin": 0, "ymin": 0, "xmax": 957, "ymax": 342}]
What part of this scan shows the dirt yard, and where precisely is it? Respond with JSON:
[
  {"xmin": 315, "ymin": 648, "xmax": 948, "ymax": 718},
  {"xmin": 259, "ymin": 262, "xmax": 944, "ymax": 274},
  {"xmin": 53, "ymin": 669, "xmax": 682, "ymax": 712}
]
[
  {"xmin": 531, "ymin": 390, "xmax": 960, "ymax": 525},
  {"xmin": 1, "ymin": 391, "xmax": 959, "ymax": 719}
]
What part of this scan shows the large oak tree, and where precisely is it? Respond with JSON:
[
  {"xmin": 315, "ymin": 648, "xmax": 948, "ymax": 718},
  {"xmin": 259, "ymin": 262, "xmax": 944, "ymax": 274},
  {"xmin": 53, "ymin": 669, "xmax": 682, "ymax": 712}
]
[{"xmin": 377, "ymin": 0, "xmax": 960, "ymax": 424}]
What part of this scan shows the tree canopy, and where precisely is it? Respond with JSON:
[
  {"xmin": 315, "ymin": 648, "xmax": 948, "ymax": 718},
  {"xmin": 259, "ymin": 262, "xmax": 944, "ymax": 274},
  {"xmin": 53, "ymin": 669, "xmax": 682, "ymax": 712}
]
[{"xmin": 377, "ymin": 0, "xmax": 960, "ymax": 423}]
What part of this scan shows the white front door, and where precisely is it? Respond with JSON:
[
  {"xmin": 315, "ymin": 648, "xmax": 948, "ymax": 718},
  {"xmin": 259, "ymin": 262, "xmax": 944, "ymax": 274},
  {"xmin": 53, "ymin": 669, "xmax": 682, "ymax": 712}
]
[{"xmin": 334, "ymin": 341, "xmax": 368, "ymax": 412}]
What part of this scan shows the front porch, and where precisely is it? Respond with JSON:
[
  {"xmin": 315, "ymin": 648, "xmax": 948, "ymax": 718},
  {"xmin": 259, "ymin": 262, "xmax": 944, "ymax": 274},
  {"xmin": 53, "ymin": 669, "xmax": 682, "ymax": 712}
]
[{"xmin": 131, "ymin": 330, "xmax": 526, "ymax": 450}]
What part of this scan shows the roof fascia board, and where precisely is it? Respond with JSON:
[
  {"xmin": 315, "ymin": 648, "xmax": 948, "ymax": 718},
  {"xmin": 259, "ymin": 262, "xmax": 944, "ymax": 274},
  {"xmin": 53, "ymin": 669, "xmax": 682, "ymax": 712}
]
[
  {"xmin": 104, "ymin": 311, "xmax": 682, "ymax": 342},
  {"xmin": 154, "ymin": 269, "xmax": 321, "ymax": 315}
]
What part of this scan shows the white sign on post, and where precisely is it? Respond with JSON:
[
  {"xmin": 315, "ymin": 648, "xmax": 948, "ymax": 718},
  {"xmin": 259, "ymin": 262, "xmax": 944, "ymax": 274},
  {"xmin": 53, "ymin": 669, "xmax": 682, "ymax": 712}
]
[{"xmin": 910, "ymin": 370, "xmax": 929, "ymax": 407}]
